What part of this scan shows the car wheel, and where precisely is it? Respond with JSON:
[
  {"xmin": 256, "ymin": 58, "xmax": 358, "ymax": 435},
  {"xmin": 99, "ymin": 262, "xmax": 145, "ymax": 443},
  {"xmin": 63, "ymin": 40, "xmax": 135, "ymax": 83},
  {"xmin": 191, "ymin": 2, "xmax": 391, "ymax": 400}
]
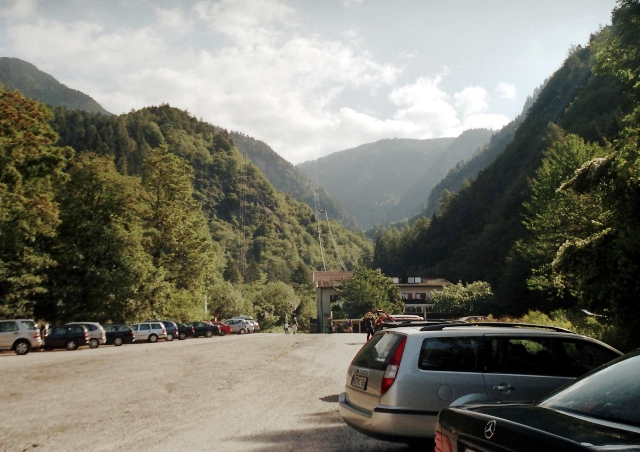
[
  {"xmin": 14, "ymin": 340, "xmax": 30, "ymax": 355},
  {"xmin": 113, "ymin": 337, "xmax": 123, "ymax": 346},
  {"xmin": 205, "ymin": 330, "xmax": 214, "ymax": 338},
  {"xmin": 166, "ymin": 333, "xmax": 174, "ymax": 341},
  {"xmin": 89, "ymin": 338, "xmax": 99, "ymax": 349},
  {"xmin": 239, "ymin": 328, "xmax": 246, "ymax": 335},
  {"xmin": 219, "ymin": 329, "xmax": 226, "ymax": 336},
  {"xmin": 178, "ymin": 332, "xmax": 187, "ymax": 340},
  {"xmin": 66, "ymin": 340, "xmax": 78, "ymax": 351},
  {"xmin": 148, "ymin": 334, "xmax": 158, "ymax": 343}
]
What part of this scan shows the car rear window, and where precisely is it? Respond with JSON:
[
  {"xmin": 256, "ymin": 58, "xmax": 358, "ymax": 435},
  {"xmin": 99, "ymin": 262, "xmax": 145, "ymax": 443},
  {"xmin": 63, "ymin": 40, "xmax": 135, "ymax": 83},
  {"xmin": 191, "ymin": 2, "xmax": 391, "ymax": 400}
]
[
  {"xmin": 351, "ymin": 332, "xmax": 405, "ymax": 371},
  {"xmin": 541, "ymin": 354, "xmax": 640, "ymax": 428},
  {"xmin": 20, "ymin": 321, "xmax": 36, "ymax": 330},
  {"xmin": 419, "ymin": 337, "xmax": 482, "ymax": 372}
]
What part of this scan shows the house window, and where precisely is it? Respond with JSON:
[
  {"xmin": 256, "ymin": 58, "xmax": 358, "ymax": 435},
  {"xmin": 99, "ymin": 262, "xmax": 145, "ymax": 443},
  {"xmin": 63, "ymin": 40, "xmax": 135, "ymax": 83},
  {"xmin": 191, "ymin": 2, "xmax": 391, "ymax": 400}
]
[
  {"xmin": 407, "ymin": 277, "xmax": 422, "ymax": 284},
  {"xmin": 401, "ymin": 293, "xmax": 408, "ymax": 300},
  {"xmin": 392, "ymin": 277, "xmax": 399, "ymax": 283}
]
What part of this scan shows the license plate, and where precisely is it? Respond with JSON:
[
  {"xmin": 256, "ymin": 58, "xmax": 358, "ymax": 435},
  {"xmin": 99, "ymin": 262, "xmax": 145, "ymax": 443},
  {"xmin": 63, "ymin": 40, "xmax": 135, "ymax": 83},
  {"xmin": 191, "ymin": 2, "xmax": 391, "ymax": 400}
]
[{"xmin": 351, "ymin": 374, "xmax": 368, "ymax": 390}]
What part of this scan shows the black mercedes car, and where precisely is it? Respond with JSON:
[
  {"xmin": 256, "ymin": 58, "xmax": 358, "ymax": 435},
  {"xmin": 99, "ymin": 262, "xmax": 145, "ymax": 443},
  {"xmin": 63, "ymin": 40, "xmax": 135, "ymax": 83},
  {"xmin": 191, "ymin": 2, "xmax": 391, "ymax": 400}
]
[
  {"xmin": 185, "ymin": 321, "xmax": 219, "ymax": 338},
  {"xmin": 176, "ymin": 322, "xmax": 194, "ymax": 340},
  {"xmin": 43, "ymin": 325, "xmax": 90, "ymax": 351},
  {"xmin": 435, "ymin": 349, "xmax": 640, "ymax": 452}
]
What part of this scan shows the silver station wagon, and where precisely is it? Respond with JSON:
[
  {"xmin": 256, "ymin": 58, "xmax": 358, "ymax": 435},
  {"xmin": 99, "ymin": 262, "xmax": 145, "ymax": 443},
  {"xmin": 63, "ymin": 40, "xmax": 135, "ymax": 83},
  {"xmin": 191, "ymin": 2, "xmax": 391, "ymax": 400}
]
[{"xmin": 338, "ymin": 323, "xmax": 622, "ymax": 445}]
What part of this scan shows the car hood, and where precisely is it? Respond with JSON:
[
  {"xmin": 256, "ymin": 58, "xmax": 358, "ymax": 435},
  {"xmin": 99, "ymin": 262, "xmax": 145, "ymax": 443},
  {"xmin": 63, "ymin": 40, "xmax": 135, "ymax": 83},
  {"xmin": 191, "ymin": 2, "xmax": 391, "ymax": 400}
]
[{"xmin": 464, "ymin": 404, "xmax": 640, "ymax": 450}]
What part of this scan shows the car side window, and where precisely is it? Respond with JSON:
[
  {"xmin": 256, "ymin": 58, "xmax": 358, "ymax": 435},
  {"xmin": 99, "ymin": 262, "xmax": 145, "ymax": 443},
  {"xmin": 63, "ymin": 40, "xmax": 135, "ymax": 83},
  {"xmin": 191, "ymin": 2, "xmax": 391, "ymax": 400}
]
[
  {"xmin": 140, "ymin": 324, "xmax": 150, "ymax": 331},
  {"xmin": 51, "ymin": 327, "xmax": 66, "ymax": 335},
  {"xmin": 485, "ymin": 337, "xmax": 560, "ymax": 376},
  {"xmin": 419, "ymin": 337, "xmax": 482, "ymax": 372},
  {"xmin": 555, "ymin": 340, "xmax": 620, "ymax": 376},
  {"xmin": 0, "ymin": 321, "xmax": 18, "ymax": 332}
]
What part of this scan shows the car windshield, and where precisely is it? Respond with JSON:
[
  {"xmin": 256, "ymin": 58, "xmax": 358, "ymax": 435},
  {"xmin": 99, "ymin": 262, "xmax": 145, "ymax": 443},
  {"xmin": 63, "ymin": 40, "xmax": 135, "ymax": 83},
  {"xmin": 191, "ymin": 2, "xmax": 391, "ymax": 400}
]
[
  {"xmin": 350, "ymin": 332, "xmax": 405, "ymax": 371},
  {"xmin": 540, "ymin": 353, "xmax": 640, "ymax": 428}
]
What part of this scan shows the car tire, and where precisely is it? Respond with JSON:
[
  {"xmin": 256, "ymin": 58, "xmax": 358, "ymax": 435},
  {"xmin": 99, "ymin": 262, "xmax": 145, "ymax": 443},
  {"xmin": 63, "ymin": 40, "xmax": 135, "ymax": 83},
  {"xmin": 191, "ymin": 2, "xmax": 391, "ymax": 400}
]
[
  {"xmin": 205, "ymin": 330, "xmax": 214, "ymax": 338},
  {"xmin": 178, "ymin": 332, "xmax": 187, "ymax": 340},
  {"xmin": 239, "ymin": 328, "xmax": 246, "ymax": 335},
  {"xmin": 219, "ymin": 329, "xmax": 226, "ymax": 336},
  {"xmin": 148, "ymin": 334, "xmax": 158, "ymax": 343},
  {"xmin": 89, "ymin": 338, "xmax": 99, "ymax": 349},
  {"xmin": 66, "ymin": 340, "xmax": 78, "ymax": 351},
  {"xmin": 113, "ymin": 337, "xmax": 123, "ymax": 346},
  {"xmin": 166, "ymin": 333, "xmax": 174, "ymax": 341},
  {"xmin": 14, "ymin": 340, "xmax": 30, "ymax": 355}
]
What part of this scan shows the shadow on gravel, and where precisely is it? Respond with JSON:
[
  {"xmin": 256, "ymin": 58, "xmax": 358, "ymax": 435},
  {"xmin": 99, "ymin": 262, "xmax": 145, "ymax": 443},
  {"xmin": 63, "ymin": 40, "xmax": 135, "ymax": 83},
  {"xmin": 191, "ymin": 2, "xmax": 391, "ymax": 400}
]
[
  {"xmin": 320, "ymin": 394, "xmax": 339, "ymax": 403},
  {"xmin": 229, "ymin": 424, "xmax": 415, "ymax": 452}
]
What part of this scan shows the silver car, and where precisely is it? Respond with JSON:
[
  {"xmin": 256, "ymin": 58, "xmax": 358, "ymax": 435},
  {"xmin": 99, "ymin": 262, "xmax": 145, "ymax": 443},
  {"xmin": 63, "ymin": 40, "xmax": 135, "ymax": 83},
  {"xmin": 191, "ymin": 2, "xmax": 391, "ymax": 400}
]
[
  {"xmin": 66, "ymin": 322, "xmax": 106, "ymax": 348},
  {"xmin": 130, "ymin": 322, "xmax": 167, "ymax": 342},
  {"xmin": 338, "ymin": 322, "xmax": 622, "ymax": 444},
  {"xmin": 0, "ymin": 319, "xmax": 42, "ymax": 355},
  {"xmin": 223, "ymin": 318, "xmax": 250, "ymax": 335}
]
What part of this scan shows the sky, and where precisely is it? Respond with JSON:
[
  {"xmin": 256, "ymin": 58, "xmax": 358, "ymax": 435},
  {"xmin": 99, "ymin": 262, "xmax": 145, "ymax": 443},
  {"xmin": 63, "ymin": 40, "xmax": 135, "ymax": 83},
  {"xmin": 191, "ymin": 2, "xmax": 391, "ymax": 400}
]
[{"xmin": 0, "ymin": 0, "xmax": 618, "ymax": 164}]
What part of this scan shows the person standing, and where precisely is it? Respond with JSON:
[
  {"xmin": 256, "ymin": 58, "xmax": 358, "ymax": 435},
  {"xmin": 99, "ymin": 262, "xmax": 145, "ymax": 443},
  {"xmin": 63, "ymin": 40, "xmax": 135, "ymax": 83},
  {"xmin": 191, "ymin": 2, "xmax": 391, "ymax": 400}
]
[
  {"xmin": 346, "ymin": 319, "xmax": 353, "ymax": 333},
  {"xmin": 284, "ymin": 320, "xmax": 289, "ymax": 334},
  {"xmin": 364, "ymin": 312, "xmax": 374, "ymax": 341},
  {"xmin": 291, "ymin": 316, "xmax": 298, "ymax": 335}
]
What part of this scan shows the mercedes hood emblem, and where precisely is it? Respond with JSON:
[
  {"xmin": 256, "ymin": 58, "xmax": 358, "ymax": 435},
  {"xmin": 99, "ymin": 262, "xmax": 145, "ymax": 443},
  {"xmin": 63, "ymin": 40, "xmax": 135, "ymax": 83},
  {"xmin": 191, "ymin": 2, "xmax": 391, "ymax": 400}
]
[{"xmin": 484, "ymin": 420, "xmax": 497, "ymax": 439}]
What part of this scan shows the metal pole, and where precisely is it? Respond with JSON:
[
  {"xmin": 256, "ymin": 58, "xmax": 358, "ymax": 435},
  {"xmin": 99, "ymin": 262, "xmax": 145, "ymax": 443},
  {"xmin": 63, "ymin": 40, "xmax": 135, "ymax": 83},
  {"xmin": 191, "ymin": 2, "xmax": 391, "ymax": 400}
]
[{"xmin": 204, "ymin": 295, "xmax": 208, "ymax": 317}]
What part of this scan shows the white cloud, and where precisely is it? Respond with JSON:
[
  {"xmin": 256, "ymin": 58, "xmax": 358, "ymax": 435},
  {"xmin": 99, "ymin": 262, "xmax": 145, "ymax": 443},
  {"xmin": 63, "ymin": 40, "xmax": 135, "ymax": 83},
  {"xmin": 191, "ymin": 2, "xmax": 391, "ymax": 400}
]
[
  {"xmin": 0, "ymin": 0, "xmax": 35, "ymax": 19},
  {"xmin": 495, "ymin": 82, "xmax": 516, "ymax": 99},
  {"xmin": 1, "ymin": 0, "xmax": 514, "ymax": 164}
]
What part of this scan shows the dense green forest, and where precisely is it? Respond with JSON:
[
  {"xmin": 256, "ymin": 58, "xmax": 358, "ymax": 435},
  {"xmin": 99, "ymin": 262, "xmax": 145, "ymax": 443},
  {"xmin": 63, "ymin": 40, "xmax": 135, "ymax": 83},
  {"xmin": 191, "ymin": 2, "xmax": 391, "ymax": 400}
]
[
  {"xmin": 373, "ymin": 0, "xmax": 640, "ymax": 348},
  {"xmin": 0, "ymin": 94, "xmax": 371, "ymax": 330}
]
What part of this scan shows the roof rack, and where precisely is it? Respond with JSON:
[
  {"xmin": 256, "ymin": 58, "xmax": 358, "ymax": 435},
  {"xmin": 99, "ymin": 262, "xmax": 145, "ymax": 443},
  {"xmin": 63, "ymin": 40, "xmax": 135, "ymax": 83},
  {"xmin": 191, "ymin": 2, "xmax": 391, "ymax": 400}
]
[
  {"xmin": 419, "ymin": 322, "xmax": 575, "ymax": 334},
  {"xmin": 375, "ymin": 319, "xmax": 462, "ymax": 332}
]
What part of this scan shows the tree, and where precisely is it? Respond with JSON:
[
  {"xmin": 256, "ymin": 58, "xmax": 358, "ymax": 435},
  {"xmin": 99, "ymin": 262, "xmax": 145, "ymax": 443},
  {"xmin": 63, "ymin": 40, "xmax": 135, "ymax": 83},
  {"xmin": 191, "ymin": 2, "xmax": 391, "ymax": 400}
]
[
  {"xmin": 253, "ymin": 281, "xmax": 300, "ymax": 330},
  {"xmin": 338, "ymin": 266, "xmax": 403, "ymax": 319},
  {"xmin": 141, "ymin": 147, "xmax": 220, "ymax": 295},
  {"xmin": 0, "ymin": 87, "xmax": 73, "ymax": 316},
  {"xmin": 432, "ymin": 281, "xmax": 494, "ymax": 317},
  {"xmin": 40, "ymin": 154, "xmax": 152, "ymax": 322}
]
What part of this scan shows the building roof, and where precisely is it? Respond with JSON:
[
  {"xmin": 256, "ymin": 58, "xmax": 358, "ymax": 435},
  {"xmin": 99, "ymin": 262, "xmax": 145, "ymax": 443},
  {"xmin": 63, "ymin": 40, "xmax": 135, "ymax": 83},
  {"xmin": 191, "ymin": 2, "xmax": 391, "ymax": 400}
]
[{"xmin": 313, "ymin": 271, "xmax": 353, "ymax": 288}]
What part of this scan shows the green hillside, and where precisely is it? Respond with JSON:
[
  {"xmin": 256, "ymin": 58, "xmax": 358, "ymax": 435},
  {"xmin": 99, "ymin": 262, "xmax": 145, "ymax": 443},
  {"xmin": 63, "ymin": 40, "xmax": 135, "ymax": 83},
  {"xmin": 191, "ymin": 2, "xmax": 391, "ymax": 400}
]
[{"xmin": 0, "ymin": 57, "xmax": 111, "ymax": 115}]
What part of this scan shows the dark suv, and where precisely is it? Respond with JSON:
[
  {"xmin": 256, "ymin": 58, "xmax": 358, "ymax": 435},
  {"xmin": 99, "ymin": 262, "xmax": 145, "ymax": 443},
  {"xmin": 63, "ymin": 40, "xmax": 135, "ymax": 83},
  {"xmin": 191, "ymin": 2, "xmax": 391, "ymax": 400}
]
[{"xmin": 44, "ymin": 325, "xmax": 89, "ymax": 351}]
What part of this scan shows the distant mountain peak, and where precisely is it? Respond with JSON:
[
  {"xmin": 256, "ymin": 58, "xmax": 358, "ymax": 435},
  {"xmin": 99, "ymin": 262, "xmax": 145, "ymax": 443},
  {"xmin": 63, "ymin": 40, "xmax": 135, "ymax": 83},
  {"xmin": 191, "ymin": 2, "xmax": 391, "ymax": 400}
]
[{"xmin": 0, "ymin": 57, "xmax": 111, "ymax": 115}]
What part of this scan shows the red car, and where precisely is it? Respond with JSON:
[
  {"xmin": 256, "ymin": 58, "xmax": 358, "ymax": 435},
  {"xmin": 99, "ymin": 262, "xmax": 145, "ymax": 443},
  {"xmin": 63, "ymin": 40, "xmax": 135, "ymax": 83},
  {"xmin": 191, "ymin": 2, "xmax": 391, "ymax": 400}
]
[{"xmin": 211, "ymin": 322, "xmax": 231, "ymax": 336}]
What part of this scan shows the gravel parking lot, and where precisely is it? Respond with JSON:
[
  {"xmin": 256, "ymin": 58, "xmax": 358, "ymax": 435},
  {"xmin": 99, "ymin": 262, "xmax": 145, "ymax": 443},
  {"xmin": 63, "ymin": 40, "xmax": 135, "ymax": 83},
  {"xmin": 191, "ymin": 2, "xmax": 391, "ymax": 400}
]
[{"xmin": 1, "ymin": 333, "xmax": 414, "ymax": 452}]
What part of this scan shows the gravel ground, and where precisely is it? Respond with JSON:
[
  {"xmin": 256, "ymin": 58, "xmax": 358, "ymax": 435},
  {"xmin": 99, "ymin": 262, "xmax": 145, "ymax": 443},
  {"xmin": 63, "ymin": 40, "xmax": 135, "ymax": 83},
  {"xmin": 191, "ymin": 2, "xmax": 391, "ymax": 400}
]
[{"xmin": 0, "ymin": 332, "xmax": 415, "ymax": 452}]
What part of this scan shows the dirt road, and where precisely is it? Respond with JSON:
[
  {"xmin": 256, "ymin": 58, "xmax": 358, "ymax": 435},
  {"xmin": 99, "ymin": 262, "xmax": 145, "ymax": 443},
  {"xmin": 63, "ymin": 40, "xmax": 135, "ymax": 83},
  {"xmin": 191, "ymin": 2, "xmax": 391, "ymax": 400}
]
[{"xmin": 0, "ymin": 333, "xmax": 415, "ymax": 452}]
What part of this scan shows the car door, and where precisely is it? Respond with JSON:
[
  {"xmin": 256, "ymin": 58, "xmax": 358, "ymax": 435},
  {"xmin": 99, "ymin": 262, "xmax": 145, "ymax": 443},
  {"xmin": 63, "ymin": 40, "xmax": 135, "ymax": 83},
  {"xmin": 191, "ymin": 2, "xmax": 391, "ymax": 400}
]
[
  {"xmin": 0, "ymin": 320, "xmax": 19, "ymax": 349},
  {"xmin": 482, "ymin": 335, "xmax": 574, "ymax": 403},
  {"xmin": 47, "ymin": 326, "xmax": 67, "ymax": 348},
  {"xmin": 137, "ymin": 324, "xmax": 150, "ymax": 341}
]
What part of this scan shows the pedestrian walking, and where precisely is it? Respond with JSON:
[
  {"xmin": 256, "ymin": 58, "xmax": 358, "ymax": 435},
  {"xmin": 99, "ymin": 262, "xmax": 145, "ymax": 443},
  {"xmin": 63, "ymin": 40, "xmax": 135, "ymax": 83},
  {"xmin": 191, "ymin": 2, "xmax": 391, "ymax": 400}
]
[
  {"xmin": 284, "ymin": 321, "xmax": 289, "ymax": 334},
  {"xmin": 364, "ymin": 312, "xmax": 374, "ymax": 341},
  {"xmin": 291, "ymin": 316, "xmax": 298, "ymax": 335}
]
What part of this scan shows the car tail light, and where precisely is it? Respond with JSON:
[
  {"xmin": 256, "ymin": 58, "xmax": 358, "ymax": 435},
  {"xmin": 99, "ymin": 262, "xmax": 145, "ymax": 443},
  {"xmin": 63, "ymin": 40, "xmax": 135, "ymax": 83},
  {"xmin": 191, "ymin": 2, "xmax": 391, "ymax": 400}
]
[
  {"xmin": 191, "ymin": 327, "xmax": 194, "ymax": 333},
  {"xmin": 129, "ymin": 330, "xmax": 134, "ymax": 336},
  {"xmin": 34, "ymin": 331, "xmax": 40, "ymax": 339},
  {"xmin": 162, "ymin": 327, "xmax": 166, "ymax": 334},
  {"xmin": 380, "ymin": 336, "xmax": 406, "ymax": 395},
  {"xmin": 435, "ymin": 422, "xmax": 452, "ymax": 452}
]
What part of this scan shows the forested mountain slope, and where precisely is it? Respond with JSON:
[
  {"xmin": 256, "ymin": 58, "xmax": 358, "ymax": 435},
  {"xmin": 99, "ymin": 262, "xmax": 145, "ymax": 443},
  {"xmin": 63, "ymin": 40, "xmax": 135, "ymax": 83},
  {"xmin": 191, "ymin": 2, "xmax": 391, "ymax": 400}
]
[
  {"xmin": 50, "ymin": 106, "xmax": 370, "ymax": 282},
  {"xmin": 0, "ymin": 57, "xmax": 111, "ymax": 115},
  {"xmin": 225, "ymin": 132, "xmax": 359, "ymax": 231},
  {"xmin": 298, "ymin": 131, "xmax": 491, "ymax": 229},
  {"xmin": 374, "ymin": 40, "xmax": 630, "ymax": 314}
]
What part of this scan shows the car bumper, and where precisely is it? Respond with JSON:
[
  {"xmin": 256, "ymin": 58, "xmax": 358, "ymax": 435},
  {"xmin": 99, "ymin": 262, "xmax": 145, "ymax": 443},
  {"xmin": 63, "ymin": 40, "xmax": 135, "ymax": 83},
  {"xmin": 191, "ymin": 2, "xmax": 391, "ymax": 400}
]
[{"xmin": 338, "ymin": 392, "xmax": 437, "ymax": 440}]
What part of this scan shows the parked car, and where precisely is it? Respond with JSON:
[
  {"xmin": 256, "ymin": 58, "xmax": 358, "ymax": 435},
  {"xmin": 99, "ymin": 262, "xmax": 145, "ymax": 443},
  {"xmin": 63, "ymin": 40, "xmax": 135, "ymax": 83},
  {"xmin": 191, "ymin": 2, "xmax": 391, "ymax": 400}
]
[
  {"xmin": 0, "ymin": 319, "xmax": 42, "ymax": 355},
  {"xmin": 248, "ymin": 320, "xmax": 260, "ymax": 333},
  {"xmin": 338, "ymin": 322, "xmax": 622, "ymax": 445},
  {"xmin": 211, "ymin": 322, "xmax": 231, "ymax": 336},
  {"xmin": 66, "ymin": 322, "xmax": 106, "ymax": 348},
  {"xmin": 185, "ymin": 321, "xmax": 218, "ymax": 338},
  {"xmin": 146, "ymin": 320, "xmax": 178, "ymax": 341},
  {"xmin": 232, "ymin": 316, "xmax": 259, "ymax": 332},
  {"xmin": 102, "ymin": 324, "xmax": 135, "ymax": 346},
  {"xmin": 44, "ymin": 325, "xmax": 89, "ymax": 351},
  {"xmin": 224, "ymin": 318, "xmax": 250, "ymax": 335},
  {"xmin": 435, "ymin": 349, "xmax": 640, "ymax": 452},
  {"xmin": 130, "ymin": 322, "xmax": 167, "ymax": 342},
  {"xmin": 176, "ymin": 323, "xmax": 195, "ymax": 340}
]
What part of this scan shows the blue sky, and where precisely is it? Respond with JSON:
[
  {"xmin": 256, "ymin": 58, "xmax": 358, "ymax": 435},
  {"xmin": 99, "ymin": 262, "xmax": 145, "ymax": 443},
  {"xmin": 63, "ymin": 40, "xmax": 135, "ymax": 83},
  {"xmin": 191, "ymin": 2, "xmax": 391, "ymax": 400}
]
[{"xmin": 0, "ymin": 0, "xmax": 617, "ymax": 163}]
